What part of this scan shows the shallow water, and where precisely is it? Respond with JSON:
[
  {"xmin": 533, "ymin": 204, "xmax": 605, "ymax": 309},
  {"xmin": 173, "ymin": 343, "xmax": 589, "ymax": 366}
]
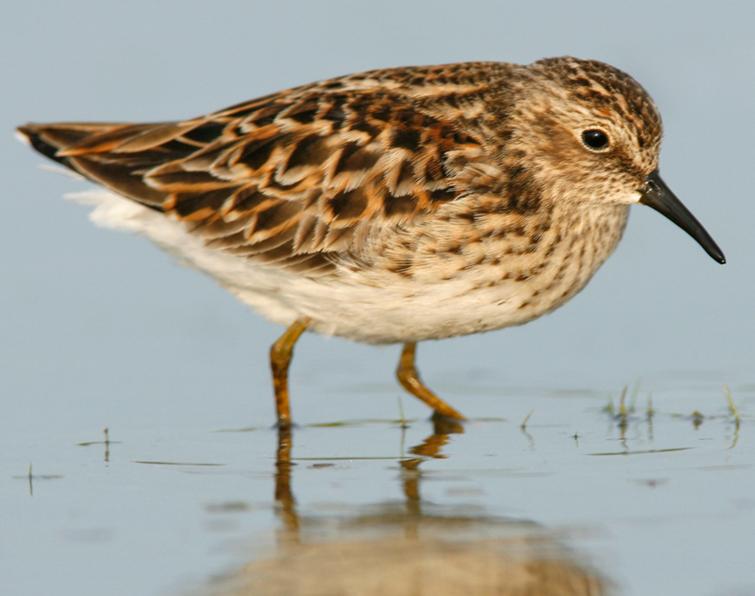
[{"xmin": 3, "ymin": 374, "xmax": 753, "ymax": 596}]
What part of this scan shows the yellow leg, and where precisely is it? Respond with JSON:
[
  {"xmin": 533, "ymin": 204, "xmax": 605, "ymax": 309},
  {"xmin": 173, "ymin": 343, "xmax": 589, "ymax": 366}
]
[
  {"xmin": 270, "ymin": 318, "xmax": 309, "ymax": 427},
  {"xmin": 396, "ymin": 342, "xmax": 465, "ymax": 420}
]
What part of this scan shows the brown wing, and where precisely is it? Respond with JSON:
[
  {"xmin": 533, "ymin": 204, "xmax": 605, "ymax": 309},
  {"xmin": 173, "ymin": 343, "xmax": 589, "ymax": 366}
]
[{"xmin": 18, "ymin": 63, "xmax": 503, "ymax": 274}]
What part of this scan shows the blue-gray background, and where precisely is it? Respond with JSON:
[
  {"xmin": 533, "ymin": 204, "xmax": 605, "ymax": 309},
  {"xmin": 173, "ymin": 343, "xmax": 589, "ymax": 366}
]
[
  {"xmin": 2, "ymin": 3, "xmax": 755, "ymax": 596},
  {"xmin": 2, "ymin": 1, "xmax": 750, "ymax": 425}
]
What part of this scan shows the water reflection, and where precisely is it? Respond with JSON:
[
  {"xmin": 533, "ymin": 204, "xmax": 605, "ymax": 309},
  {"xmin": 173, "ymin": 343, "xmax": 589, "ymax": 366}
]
[{"xmin": 215, "ymin": 419, "xmax": 610, "ymax": 595}]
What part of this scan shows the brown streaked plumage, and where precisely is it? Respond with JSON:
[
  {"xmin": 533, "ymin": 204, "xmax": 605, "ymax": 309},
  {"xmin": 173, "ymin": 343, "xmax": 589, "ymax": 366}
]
[{"xmin": 17, "ymin": 57, "xmax": 725, "ymax": 426}]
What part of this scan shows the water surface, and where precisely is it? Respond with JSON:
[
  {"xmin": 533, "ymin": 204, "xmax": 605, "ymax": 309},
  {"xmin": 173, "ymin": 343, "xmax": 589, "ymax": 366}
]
[{"xmin": 4, "ymin": 376, "xmax": 753, "ymax": 595}]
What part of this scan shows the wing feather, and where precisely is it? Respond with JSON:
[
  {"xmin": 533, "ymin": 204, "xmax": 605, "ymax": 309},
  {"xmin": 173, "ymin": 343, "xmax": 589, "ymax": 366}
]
[{"xmin": 18, "ymin": 62, "xmax": 504, "ymax": 275}]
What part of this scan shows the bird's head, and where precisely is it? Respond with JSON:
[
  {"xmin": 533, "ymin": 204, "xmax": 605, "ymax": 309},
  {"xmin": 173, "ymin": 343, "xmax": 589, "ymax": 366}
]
[{"xmin": 506, "ymin": 56, "xmax": 724, "ymax": 264}]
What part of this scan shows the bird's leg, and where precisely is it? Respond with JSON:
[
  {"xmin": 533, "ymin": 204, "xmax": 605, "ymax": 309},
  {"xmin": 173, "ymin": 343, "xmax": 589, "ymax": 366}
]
[
  {"xmin": 396, "ymin": 342, "xmax": 465, "ymax": 420},
  {"xmin": 270, "ymin": 318, "xmax": 310, "ymax": 427}
]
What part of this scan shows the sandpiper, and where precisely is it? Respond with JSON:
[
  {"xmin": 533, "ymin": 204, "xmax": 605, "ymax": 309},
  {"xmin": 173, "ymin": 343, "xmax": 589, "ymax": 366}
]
[{"xmin": 18, "ymin": 57, "xmax": 725, "ymax": 426}]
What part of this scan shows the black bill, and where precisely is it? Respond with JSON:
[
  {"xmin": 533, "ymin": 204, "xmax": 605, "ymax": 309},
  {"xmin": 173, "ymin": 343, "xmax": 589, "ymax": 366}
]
[{"xmin": 640, "ymin": 171, "xmax": 725, "ymax": 264}]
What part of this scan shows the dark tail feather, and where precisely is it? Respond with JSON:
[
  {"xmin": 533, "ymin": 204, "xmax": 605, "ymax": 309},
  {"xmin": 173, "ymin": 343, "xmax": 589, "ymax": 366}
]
[
  {"xmin": 16, "ymin": 122, "xmax": 168, "ymax": 210},
  {"xmin": 17, "ymin": 122, "xmax": 130, "ymax": 169}
]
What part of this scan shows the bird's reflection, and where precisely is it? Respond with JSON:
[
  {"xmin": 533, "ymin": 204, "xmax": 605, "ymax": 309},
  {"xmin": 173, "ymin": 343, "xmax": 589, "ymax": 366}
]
[
  {"xmin": 399, "ymin": 415, "xmax": 463, "ymax": 523},
  {"xmin": 219, "ymin": 418, "xmax": 610, "ymax": 596}
]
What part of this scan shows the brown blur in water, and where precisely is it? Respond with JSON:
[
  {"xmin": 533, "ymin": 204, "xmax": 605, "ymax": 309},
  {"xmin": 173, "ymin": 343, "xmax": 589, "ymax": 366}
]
[{"xmin": 212, "ymin": 417, "xmax": 609, "ymax": 596}]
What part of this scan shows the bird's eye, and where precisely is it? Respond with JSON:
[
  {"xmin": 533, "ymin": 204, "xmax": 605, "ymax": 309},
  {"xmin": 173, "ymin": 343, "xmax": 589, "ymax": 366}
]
[{"xmin": 581, "ymin": 129, "xmax": 610, "ymax": 151}]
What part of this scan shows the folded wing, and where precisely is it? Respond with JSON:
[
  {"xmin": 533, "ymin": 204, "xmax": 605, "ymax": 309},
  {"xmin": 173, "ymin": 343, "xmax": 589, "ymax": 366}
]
[{"xmin": 18, "ymin": 66, "xmax": 491, "ymax": 275}]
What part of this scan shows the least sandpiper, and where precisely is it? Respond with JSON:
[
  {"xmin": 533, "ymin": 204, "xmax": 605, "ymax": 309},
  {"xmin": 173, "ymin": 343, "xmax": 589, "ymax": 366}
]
[{"xmin": 18, "ymin": 57, "xmax": 725, "ymax": 426}]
